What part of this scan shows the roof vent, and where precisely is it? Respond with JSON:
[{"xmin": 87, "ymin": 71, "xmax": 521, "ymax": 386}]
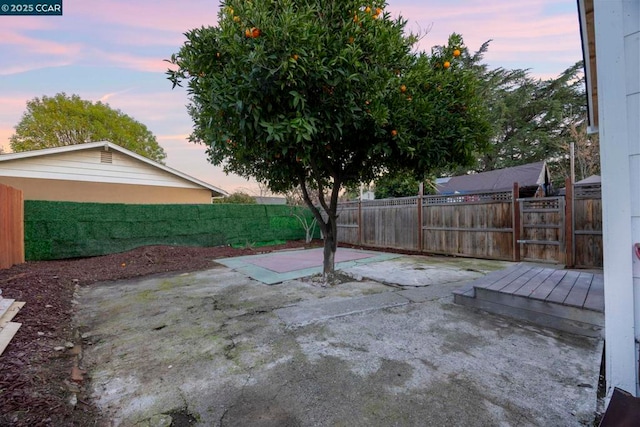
[{"xmin": 100, "ymin": 150, "xmax": 113, "ymax": 164}]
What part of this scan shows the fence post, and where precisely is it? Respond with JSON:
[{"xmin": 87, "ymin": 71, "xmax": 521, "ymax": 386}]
[
  {"xmin": 417, "ymin": 182, "xmax": 424, "ymax": 252},
  {"xmin": 564, "ymin": 176, "xmax": 574, "ymax": 267},
  {"xmin": 357, "ymin": 199, "xmax": 362, "ymax": 246},
  {"xmin": 512, "ymin": 182, "xmax": 521, "ymax": 262},
  {"xmin": 0, "ymin": 184, "xmax": 25, "ymax": 269}
]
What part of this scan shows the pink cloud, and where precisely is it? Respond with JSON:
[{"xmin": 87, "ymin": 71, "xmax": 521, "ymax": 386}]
[
  {"xmin": 388, "ymin": 2, "xmax": 582, "ymax": 79},
  {"xmin": 69, "ymin": 1, "xmax": 219, "ymax": 34},
  {"xmin": 79, "ymin": 49, "xmax": 170, "ymax": 73},
  {"xmin": 0, "ymin": 30, "xmax": 83, "ymax": 57}
]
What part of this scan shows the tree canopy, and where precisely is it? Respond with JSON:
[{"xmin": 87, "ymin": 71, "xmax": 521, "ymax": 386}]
[
  {"xmin": 10, "ymin": 93, "xmax": 166, "ymax": 163},
  {"xmin": 168, "ymin": 0, "xmax": 491, "ymax": 277},
  {"xmin": 213, "ymin": 191, "xmax": 257, "ymax": 204},
  {"xmin": 378, "ymin": 45, "xmax": 595, "ymax": 191}
]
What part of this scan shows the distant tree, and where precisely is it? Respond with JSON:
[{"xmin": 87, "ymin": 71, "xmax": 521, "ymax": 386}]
[
  {"xmin": 10, "ymin": 93, "xmax": 166, "ymax": 163},
  {"xmin": 373, "ymin": 169, "xmax": 419, "ymax": 198},
  {"xmin": 213, "ymin": 191, "xmax": 257, "ymax": 204},
  {"xmin": 461, "ymin": 48, "xmax": 588, "ymax": 173},
  {"xmin": 553, "ymin": 119, "xmax": 600, "ymax": 182},
  {"xmin": 168, "ymin": 0, "xmax": 490, "ymax": 280}
]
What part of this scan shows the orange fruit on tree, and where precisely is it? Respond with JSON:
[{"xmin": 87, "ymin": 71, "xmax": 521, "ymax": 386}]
[
  {"xmin": 353, "ymin": 14, "xmax": 359, "ymax": 22},
  {"xmin": 365, "ymin": 6, "xmax": 371, "ymax": 13},
  {"xmin": 400, "ymin": 84, "xmax": 407, "ymax": 93},
  {"xmin": 391, "ymin": 129, "xmax": 398, "ymax": 137},
  {"xmin": 453, "ymin": 49, "xmax": 461, "ymax": 57},
  {"xmin": 292, "ymin": 54, "xmax": 299, "ymax": 61},
  {"xmin": 245, "ymin": 28, "xmax": 251, "ymax": 38},
  {"xmin": 251, "ymin": 27, "xmax": 261, "ymax": 38},
  {"xmin": 348, "ymin": 36, "xmax": 354, "ymax": 44},
  {"xmin": 233, "ymin": 16, "xmax": 240, "ymax": 23},
  {"xmin": 443, "ymin": 61, "xmax": 451, "ymax": 69}
]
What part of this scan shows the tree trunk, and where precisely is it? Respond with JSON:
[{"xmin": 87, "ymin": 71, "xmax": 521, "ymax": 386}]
[
  {"xmin": 322, "ymin": 214, "xmax": 338, "ymax": 280},
  {"xmin": 297, "ymin": 175, "xmax": 341, "ymax": 283}
]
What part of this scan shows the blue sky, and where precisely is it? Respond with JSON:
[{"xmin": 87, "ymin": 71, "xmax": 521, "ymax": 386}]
[{"xmin": 0, "ymin": 0, "xmax": 583, "ymax": 194}]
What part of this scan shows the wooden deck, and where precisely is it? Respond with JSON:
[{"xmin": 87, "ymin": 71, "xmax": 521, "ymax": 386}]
[{"xmin": 453, "ymin": 264, "xmax": 604, "ymax": 338}]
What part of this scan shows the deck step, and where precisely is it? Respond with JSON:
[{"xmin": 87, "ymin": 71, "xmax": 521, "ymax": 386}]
[{"xmin": 455, "ymin": 283, "xmax": 603, "ymax": 338}]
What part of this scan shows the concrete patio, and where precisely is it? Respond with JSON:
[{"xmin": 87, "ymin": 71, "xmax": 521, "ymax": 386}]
[{"xmin": 75, "ymin": 248, "xmax": 603, "ymax": 426}]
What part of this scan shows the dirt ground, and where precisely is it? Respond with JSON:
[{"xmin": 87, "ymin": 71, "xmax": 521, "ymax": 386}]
[{"xmin": 0, "ymin": 240, "xmax": 320, "ymax": 427}]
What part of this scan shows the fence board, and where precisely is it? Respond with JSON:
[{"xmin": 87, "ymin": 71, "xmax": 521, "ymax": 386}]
[
  {"xmin": 573, "ymin": 196, "xmax": 603, "ymax": 268},
  {"xmin": 336, "ymin": 202, "xmax": 359, "ymax": 245},
  {"xmin": 0, "ymin": 184, "xmax": 25, "ymax": 269},
  {"xmin": 361, "ymin": 198, "xmax": 419, "ymax": 250},
  {"xmin": 423, "ymin": 200, "xmax": 513, "ymax": 260},
  {"xmin": 334, "ymin": 184, "xmax": 602, "ymax": 267}
]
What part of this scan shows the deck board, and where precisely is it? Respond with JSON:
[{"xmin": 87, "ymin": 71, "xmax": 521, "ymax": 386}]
[
  {"xmin": 461, "ymin": 267, "xmax": 516, "ymax": 289},
  {"xmin": 484, "ymin": 265, "xmax": 533, "ymax": 291},
  {"xmin": 546, "ymin": 271, "xmax": 580, "ymax": 304},
  {"xmin": 513, "ymin": 268, "xmax": 556, "ymax": 297},
  {"xmin": 529, "ymin": 269, "xmax": 568, "ymax": 301},
  {"xmin": 499, "ymin": 267, "xmax": 544, "ymax": 294},
  {"xmin": 563, "ymin": 273, "xmax": 593, "ymax": 308},
  {"xmin": 583, "ymin": 274, "xmax": 604, "ymax": 312}
]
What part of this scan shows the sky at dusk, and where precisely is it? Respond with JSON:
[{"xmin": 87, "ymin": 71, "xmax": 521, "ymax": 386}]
[{"xmin": 0, "ymin": 0, "xmax": 584, "ymax": 194}]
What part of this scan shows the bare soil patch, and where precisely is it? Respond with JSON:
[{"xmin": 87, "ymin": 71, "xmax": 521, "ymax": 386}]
[{"xmin": 0, "ymin": 240, "xmax": 320, "ymax": 427}]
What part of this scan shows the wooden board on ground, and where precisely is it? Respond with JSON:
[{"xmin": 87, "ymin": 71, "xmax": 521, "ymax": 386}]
[
  {"xmin": 0, "ymin": 322, "xmax": 22, "ymax": 356},
  {"xmin": 0, "ymin": 301, "xmax": 25, "ymax": 328},
  {"xmin": 0, "ymin": 298, "xmax": 16, "ymax": 319}
]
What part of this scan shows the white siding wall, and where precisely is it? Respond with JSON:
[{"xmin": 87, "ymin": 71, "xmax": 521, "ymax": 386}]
[
  {"xmin": 595, "ymin": 0, "xmax": 640, "ymax": 398},
  {"xmin": 626, "ymin": 1, "xmax": 640, "ymax": 397},
  {"xmin": 0, "ymin": 147, "xmax": 202, "ymax": 189}
]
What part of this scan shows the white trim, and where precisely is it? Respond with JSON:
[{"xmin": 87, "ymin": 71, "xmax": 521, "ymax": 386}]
[
  {"xmin": 578, "ymin": 0, "xmax": 598, "ymax": 131},
  {"xmin": 0, "ymin": 141, "xmax": 228, "ymax": 196},
  {"xmin": 594, "ymin": 0, "xmax": 638, "ymax": 398}
]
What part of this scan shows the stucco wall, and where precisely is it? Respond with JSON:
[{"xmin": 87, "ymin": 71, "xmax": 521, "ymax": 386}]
[{"xmin": 0, "ymin": 177, "xmax": 213, "ymax": 204}]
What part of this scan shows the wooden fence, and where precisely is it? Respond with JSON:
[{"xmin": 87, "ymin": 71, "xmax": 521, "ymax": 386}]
[
  {"xmin": 572, "ymin": 183, "xmax": 603, "ymax": 268},
  {"xmin": 336, "ymin": 180, "xmax": 603, "ymax": 268},
  {"xmin": 0, "ymin": 184, "xmax": 24, "ymax": 269}
]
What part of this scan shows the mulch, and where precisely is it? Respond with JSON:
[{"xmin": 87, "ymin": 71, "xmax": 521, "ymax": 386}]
[{"xmin": 0, "ymin": 240, "xmax": 322, "ymax": 427}]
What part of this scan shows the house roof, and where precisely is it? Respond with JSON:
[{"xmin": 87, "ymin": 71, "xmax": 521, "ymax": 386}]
[
  {"xmin": 437, "ymin": 161, "xmax": 549, "ymax": 194},
  {"xmin": 0, "ymin": 141, "xmax": 229, "ymax": 197},
  {"xmin": 576, "ymin": 174, "xmax": 601, "ymax": 185}
]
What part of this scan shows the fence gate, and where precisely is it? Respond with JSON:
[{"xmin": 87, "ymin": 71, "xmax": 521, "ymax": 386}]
[
  {"xmin": 518, "ymin": 196, "xmax": 565, "ymax": 263},
  {"xmin": 573, "ymin": 183, "xmax": 603, "ymax": 268}
]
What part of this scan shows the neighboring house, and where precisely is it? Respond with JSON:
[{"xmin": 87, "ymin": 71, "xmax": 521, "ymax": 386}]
[
  {"xmin": 0, "ymin": 141, "xmax": 228, "ymax": 204},
  {"xmin": 358, "ymin": 190, "xmax": 375, "ymax": 201},
  {"xmin": 436, "ymin": 161, "xmax": 553, "ymax": 197},
  {"xmin": 557, "ymin": 175, "xmax": 600, "ymax": 195},
  {"xmin": 578, "ymin": 0, "xmax": 639, "ymax": 399},
  {"xmin": 255, "ymin": 196, "xmax": 287, "ymax": 205},
  {"xmin": 575, "ymin": 174, "xmax": 601, "ymax": 185}
]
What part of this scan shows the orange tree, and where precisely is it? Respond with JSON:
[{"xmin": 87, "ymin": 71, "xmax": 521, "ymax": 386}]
[{"xmin": 167, "ymin": 0, "xmax": 490, "ymax": 280}]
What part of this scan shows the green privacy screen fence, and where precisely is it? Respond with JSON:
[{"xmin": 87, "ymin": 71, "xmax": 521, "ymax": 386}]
[{"xmin": 24, "ymin": 201, "xmax": 315, "ymax": 261}]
